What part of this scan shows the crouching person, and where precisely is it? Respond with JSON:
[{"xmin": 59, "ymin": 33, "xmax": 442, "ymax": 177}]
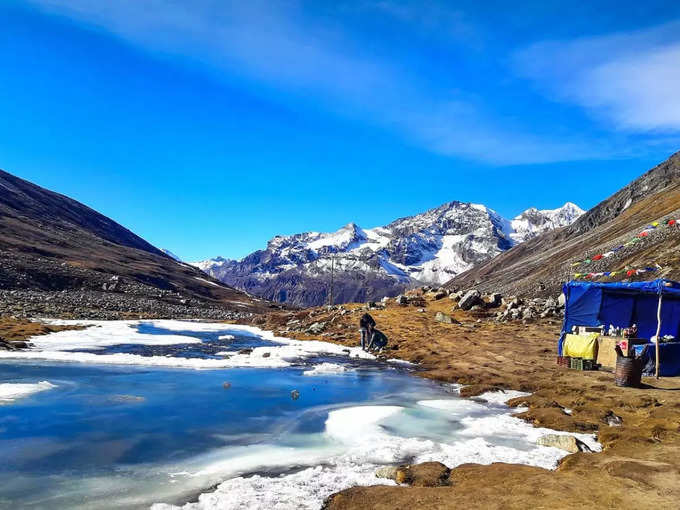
[
  {"xmin": 367, "ymin": 329, "xmax": 388, "ymax": 352},
  {"xmin": 359, "ymin": 312, "xmax": 376, "ymax": 351}
]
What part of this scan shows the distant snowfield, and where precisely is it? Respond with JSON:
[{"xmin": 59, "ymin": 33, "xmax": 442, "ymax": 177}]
[
  {"xmin": 0, "ymin": 381, "xmax": 57, "ymax": 404},
  {"xmin": 0, "ymin": 320, "xmax": 374, "ymax": 369}
]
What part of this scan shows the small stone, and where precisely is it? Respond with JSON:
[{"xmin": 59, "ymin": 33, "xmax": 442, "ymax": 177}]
[
  {"xmin": 291, "ymin": 389, "xmax": 300, "ymax": 400},
  {"xmin": 307, "ymin": 321, "xmax": 327, "ymax": 334},
  {"xmin": 603, "ymin": 410, "xmax": 623, "ymax": 427},
  {"xmin": 396, "ymin": 295, "xmax": 408, "ymax": 306},
  {"xmin": 238, "ymin": 348, "xmax": 253, "ymax": 355},
  {"xmin": 262, "ymin": 352, "xmax": 271, "ymax": 358},
  {"xmin": 222, "ymin": 382, "xmax": 232, "ymax": 389},
  {"xmin": 375, "ymin": 466, "xmax": 399, "ymax": 480},
  {"xmin": 536, "ymin": 434, "xmax": 592, "ymax": 453},
  {"xmin": 435, "ymin": 311, "xmax": 457, "ymax": 324}
]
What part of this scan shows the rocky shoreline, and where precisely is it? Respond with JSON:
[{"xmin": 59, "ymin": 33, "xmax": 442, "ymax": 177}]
[{"xmin": 248, "ymin": 288, "xmax": 680, "ymax": 510}]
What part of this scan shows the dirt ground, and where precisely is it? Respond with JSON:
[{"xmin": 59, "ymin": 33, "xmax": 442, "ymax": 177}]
[{"xmin": 249, "ymin": 294, "xmax": 680, "ymax": 510}]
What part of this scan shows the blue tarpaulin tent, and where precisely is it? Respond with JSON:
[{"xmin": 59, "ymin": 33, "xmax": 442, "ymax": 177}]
[{"xmin": 560, "ymin": 279, "xmax": 680, "ymax": 377}]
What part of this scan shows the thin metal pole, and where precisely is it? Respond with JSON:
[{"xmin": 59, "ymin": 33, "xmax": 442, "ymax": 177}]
[
  {"xmin": 328, "ymin": 254, "xmax": 335, "ymax": 306},
  {"xmin": 655, "ymin": 293, "xmax": 663, "ymax": 379}
]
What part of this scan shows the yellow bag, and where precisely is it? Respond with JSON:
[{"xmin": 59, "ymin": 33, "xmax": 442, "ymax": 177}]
[{"xmin": 563, "ymin": 333, "xmax": 599, "ymax": 359}]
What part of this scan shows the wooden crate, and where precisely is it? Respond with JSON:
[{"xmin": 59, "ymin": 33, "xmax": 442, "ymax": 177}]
[{"xmin": 597, "ymin": 337, "xmax": 618, "ymax": 370}]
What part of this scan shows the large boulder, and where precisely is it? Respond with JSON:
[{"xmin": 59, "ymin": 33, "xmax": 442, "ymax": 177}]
[
  {"xmin": 458, "ymin": 290, "xmax": 482, "ymax": 311},
  {"xmin": 408, "ymin": 462, "xmax": 451, "ymax": 487},
  {"xmin": 483, "ymin": 293, "xmax": 502, "ymax": 308},
  {"xmin": 451, "ymin": 290, "xmax": 465, "ymax": 301},
  {"xmin": 374, "ymin": 462, "xmax": 450, "ymax": 487},
  {"xmin": 396, "ymin": 294, "xmax": 408, "ymax": 306},
  {"xmin": 375, "ymin": 466, "xmax": 399, "ymax": 480},
  {"xmin": 536, "ymin": 434, "xmax": 592, "ymax": 453}
]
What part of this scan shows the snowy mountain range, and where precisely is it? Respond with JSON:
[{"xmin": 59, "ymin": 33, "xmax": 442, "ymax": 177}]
[{"xmin": 192, "ymin": 201, "xmax": 583, "ymax": 307}]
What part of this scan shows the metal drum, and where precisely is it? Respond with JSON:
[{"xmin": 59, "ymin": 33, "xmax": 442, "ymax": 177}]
[{"xmin": 615, "ymin": 356, "xmax": 642, "ymax": 387}]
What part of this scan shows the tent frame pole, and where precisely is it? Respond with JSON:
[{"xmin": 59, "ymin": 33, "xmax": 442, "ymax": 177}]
[{"xmin": 655, "ymin": 293, "xmax": 663, "ymax": 379}]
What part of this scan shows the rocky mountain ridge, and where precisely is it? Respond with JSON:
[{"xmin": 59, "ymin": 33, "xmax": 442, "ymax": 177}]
[{"xmin": 195, "ymin": 201, "xmax": 583, "ymax": 307}]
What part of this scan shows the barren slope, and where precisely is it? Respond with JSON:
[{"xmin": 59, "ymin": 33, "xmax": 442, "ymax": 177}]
[
  {"xmin": 0, "ymin": 169, "xmax": 270, "ymax": 317},
  {"xmin": 448, "ymin": 152, "xmax": 680, "ymax": 296}
]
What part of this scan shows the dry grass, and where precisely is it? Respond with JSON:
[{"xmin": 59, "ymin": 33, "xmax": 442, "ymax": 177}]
[{"xmin": 0, "ymin": 317, "xmax": 84, "ymax": 342}]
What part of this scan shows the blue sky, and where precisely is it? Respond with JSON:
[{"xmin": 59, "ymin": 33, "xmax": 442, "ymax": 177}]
[{"xmin": 2, "ymin": 1, "xmax": 680, "ymax": 261}]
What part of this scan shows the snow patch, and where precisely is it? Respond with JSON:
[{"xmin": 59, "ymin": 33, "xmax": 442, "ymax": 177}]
[
  {"xmin": 302, "ymin": 363, "xmax": 348, "ymax": 376},
  {"xmin": 0, "ymin": 381, "xmax": 57, "ymax": 404},
  {"xmin": 3, "ymin": 321, "xmax": 374, "ymax": 369}
]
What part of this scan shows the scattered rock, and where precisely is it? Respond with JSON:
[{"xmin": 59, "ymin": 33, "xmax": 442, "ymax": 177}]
[
  {"xmin": 375, "ymin": 463, "xmax": 450, "ymax": 487},
  {"xmin": 458, "ymin": 289, "xmax": 482, "ymax": 311},
  {"xmin": 262, "ymin": 352, "xmax": 271, "ymax": 358},
  {"xmin": 238, "ymin": 348, "xmax": 253, "ymax": 355},
  {"xmin": 483, "ymin": 293, "xmax": 502, "ymax": 308},
  {"xmin": 375, "ymin": 466, "xmax": 400, "ymax": 480},
  {"xmin": 435, "ymin": 311, "xmax": 459, "ymax": 324},
  {"xmin": 291, "ymin": 389, "xmax": 300, "ymax": 400},
  {"xmin": 395, "ymin": 295, "xmax": 408, "ymax": 306},
  {"xmin": 536, "ymin": 434, "xmax": 592, "ymax": 453},
  {"xmin": 408, "ymin": 462, "xmax": 451, "ymax": 487},
  {"xmin": 222, "ymin": 382, "xmax": 232, "ymax": 389},
  {"xmin": 307, "ymin": 322, "xmax": 327, "ymax": 334},
  {"xmin": 603, "ymin": 410, "xmax": 623, "ymax": 427},
  {"xmin": 433, "ymin": 291, "xmax": 447, "ymax": 300}
]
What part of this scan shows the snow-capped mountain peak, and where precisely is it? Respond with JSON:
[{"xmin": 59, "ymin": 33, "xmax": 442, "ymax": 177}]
[{"xmin": 510, "ymin": 202, "xmax": 585, "ymax": 244}]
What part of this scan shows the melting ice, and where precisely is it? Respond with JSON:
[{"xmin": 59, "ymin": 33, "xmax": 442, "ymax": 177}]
[{"xmin": 0, "ymin": 320, "xmax": 599, "ymax": 510}]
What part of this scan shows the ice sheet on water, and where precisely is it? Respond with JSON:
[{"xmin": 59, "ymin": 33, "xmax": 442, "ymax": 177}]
[
  {"xmin": 28, "ymin": 320, "xmax": 204, "ymax": 351},
  {"xmin": 152, "ymin": 397, "xmax": 600, "ymax": 510},
  {"xmin": 0, "ymin": 320, "xmax": 374, "ymax": 369},
  {"xmin": 0, "ymin": 381, "xmax": 56, "ymax": 404}
]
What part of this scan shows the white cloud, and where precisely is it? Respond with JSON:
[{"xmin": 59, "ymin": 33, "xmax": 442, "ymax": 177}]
[
  {"xmin": 513, "ymin": 20, "xmax": 680, "ymax": 132},
  {"xmin": 27, "ymin": 0, "xmax": 624, "ymax": 164}
]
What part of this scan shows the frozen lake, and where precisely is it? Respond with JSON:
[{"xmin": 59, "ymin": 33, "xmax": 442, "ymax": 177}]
[{"xmin": 0, "ymin": 321, "xmax": 598, "ymax": 509}]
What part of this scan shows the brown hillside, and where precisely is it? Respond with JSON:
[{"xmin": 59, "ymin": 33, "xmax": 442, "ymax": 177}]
[
  {"xmin": 0, "ymin": 169, "xmax": 271, "ymax": 317},
  {"xmin": 448, "ymin": 152, "xmax": 680, "ymax": 296}
]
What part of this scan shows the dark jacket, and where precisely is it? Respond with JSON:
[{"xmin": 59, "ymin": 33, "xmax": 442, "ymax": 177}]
[
  {"xmin": 359, "ymin": 313, "xmax": 376, "ymax": 329},
  {"xmin": 369, "ymin": 329, "xmax": 388, "ymax": 348}
]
